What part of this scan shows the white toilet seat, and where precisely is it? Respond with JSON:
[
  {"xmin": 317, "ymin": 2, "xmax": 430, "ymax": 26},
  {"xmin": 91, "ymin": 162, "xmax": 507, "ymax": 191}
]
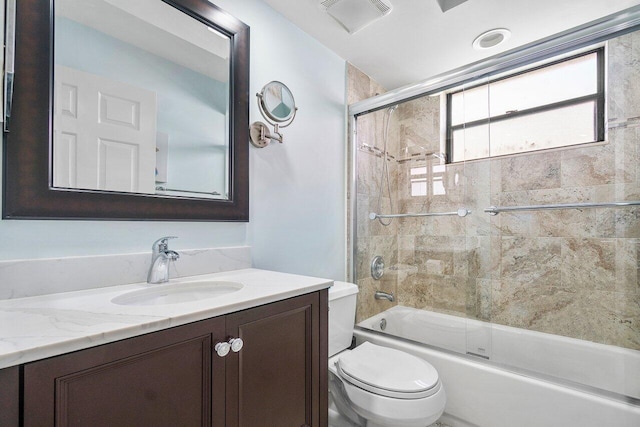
[
  {"xmin": 336, "ymin": 342, "xmax": 440, "ymax": 399},
  {"xmin": 329, "ymin": 342, "xmax": 446, "ymax": 427}
]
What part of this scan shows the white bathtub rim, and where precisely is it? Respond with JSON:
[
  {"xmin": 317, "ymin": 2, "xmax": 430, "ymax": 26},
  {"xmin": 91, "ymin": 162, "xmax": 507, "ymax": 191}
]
[
  {"xmin": 354, "ymin": 326, "xmax": 640, "ymax": 408},
  {"xmin": 358, "ymin": 305, "xmax": 640, "ymax": 401},
  {"xmin": 354, "ymin": 329, "xmax": 640, "ymax": 427}
]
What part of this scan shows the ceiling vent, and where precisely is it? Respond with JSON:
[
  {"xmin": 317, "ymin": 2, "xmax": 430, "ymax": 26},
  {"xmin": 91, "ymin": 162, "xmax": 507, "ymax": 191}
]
[
  {"xmin": 435, "ymin": 0, "xmax": 469, "ymax": 13},
  {"xmin": 319, "ymin": 0, "xmax": 393, "ymax": 35}
]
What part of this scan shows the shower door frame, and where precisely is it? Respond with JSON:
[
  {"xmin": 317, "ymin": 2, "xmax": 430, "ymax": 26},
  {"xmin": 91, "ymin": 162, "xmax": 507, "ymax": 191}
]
[{"xmin": 347, "ymin": 4, "xmax": 640, "ymax": 282}]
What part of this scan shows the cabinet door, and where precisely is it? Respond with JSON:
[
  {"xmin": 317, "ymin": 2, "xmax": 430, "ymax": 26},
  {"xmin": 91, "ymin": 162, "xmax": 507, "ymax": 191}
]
[
  {"xmin": 0, "ymin": 366, "xmax": 20, "ymax": 427},
  {"xmin": 23, "ymin": 317, "xmax": 226, "ymax": 427},
  {"xmin": 225, "ymin": 291, "xmax": 328, "ymax": 427}
]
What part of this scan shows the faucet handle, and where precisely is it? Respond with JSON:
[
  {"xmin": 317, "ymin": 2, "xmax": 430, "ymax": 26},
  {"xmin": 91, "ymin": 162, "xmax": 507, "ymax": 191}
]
[{"xmin": 152, "ymin": 236, "xmax": 178, "ymax": 252}]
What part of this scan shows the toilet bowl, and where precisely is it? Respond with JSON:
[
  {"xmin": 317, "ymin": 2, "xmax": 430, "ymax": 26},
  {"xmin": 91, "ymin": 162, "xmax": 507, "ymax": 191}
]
[{"xmin": 328, "ymin": 282, "xmax": 446, "ymax": 427}]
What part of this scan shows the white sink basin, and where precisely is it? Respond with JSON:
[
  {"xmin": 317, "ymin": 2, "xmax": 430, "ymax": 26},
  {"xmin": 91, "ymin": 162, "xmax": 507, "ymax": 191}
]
[{"xmin": 111, "ymin": 280, "xmax": 244, "ymax": 306}]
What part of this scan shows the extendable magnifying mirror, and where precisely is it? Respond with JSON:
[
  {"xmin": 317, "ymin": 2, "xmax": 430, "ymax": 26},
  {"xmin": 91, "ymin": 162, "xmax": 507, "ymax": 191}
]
[{"xmin": 249, "ymin": 81, "xmax": 298, "ymax": 148}]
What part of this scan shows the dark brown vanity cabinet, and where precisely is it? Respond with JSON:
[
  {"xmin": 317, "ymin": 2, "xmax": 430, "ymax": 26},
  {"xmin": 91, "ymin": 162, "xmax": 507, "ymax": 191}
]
[{"xmin": 7, "ymin": 291, "xmax": 327, "ymax": 427}]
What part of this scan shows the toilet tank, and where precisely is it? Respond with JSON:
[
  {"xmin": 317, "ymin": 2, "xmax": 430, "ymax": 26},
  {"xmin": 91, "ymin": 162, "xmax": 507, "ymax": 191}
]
[{"xmin": 328, "ymin": 281, "xmax": 359, "ymax": 357}]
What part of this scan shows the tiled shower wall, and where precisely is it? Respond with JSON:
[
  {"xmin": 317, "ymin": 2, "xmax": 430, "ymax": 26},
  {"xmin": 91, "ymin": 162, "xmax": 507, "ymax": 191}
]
[{"xmin": 350, "ymin": 31, "xmax": 640, "ymax": 351}]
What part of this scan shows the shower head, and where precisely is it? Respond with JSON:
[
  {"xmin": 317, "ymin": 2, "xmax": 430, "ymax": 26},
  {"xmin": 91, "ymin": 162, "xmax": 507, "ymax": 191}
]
[{"xmin": 387, "ymin": 104, "xmax": 398, "ymax": 115}]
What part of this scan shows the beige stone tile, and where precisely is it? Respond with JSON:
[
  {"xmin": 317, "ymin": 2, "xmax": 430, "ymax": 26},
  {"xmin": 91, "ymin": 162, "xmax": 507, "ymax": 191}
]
[
  {"xmin": 355, "ymin": 277, "xmax": 375, "ymax": 322},
  {"xmin": 527, "ymin": 289, "xmax": 617, "ymax": 345},
  {"xmin": 356, "ymin": 150, "xmax": 378, "ymax": 195},
  {"xmin": 498, "ymin": 212, "xmax": 533, "ymax": 236},
  {"xmin": 561, "ymin": 238, "xmax": 616, "ymax": 292},
  {"xmin": 369, "ymin": 196, "xmax": 398, "ymax": 236},
  {"xmin": 496, "ymin": 191, "xmax": 533, "ymax": 236},
  {"xmin": 560, "ymin": 143, "xmax": 616, "ymax": 187},
  {"xmin": 607, "ymin": 32, "xmax": 640, "ymax": 121},
  {"xmin": 501, "ymin": 237, "xmax": 562, "ymax": 285},
  {"xmin": 396, "ymin": 201, "xmax": 429, "ymax": 236},
  {"xmin": 413, "ymin": 243, "xmax": 455, "ymax": 276},
  {"xmin": 465, "ymin": 205, "xmax": 493, "ymax": 237},
  {"xmin": 356, "ymin": 193, "xmax": 370, "ymax": 238},
  {"xmin": 531, "ymin": 210, "xmax": 597, "ymax": 238},
  {"xmin": 593, "ymin": 182, "xmax": 640, "ymax": 203},
  {"xmin": 369, "ymin": 235, "xmax": 398, "ymax": 267},
  {"xmin": 414, "ymin": 236, "xmax": 469, "ymax": 276},
  {"xmin": 615, "ymin": 239, "xmax": 640, "ymax": 294},
  {"xmin": 613, "ymin": 291, "xmax": 640, "ymax": 350},
  {"xmin": 614, "ymin": 208, "xmax": 640, "ymax": 238},
  {"xmin": 370, "ymin": 79, "xmax": 386, "ymax": 99},
  {"xmin": 396, "ymin": 272, "xmax": 432, "ymax": 310},
  {"xmin": 400, "ymin": 122, "xmax": 438, "ymax": 154},
  {"xmin": 611, "ymin": 126, "xmax": 638, "ymax": 185},
  {"xmin": 501, "ymin": 152, "xmax": 561, "ymax": 191},
  {"xmin": 491, "ymin": 282, "xmax": 603, "ymax": 341},
  {"xmin": 346, "ymin": 63, "xmax": 371, "ymax": 105},
  {"xmin": 396, "ymin": 104, "xmax": 440, "ymax": 153},
  {"xmin": 475, "ymin": 279, "xmax": 497, "ymax": 321},
  {"xmin": 355, "ymin": 239, "xmax": 370, "ymax": 280},
  {"xmin": 596, "ymin": 209, "xmax": 617, "ymax": 238},
  {"xmin": 468, "ymin": 236, "xmax": 500, "ymax": 280},
  {"xmin": 397, "ymin": 233, "xmax": 416, "ymax": 267},
  {"xmin": 429, "ymin": 274, "xmax": 471, "ymax": 317},
  {"xmin": 489, "ymin": 158, "xmax": 503, "ymax": 196},
  {"xmin": 425, "ymin": 215, "xmax": 467, "ymax": 238}
]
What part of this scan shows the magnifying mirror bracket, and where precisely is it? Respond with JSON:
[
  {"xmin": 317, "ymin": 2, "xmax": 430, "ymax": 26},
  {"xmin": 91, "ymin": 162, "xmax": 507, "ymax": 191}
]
[{"xmin": 250, "ymin": 81, "xmax": 298, "ymax": 148}]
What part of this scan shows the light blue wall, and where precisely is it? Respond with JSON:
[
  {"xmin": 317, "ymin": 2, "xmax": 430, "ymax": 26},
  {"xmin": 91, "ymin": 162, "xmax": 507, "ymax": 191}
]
[
  {"xmin": 0, "ymin": 0, "xmax": 346, "ymax": 281},
  {"xmin": 214, "ymin": 0, "xmax": 347, "ymax": 280}
]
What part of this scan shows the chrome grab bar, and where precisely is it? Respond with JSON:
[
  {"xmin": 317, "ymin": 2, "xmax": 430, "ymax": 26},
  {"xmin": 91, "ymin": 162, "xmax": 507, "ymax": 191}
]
[
  {"xmin": 484, "ymin": 201, "xmax": 640, "ymax": 215},
  {"xmin": 369, "ymin": 208, "xmax": 471, "ymax": 220}
]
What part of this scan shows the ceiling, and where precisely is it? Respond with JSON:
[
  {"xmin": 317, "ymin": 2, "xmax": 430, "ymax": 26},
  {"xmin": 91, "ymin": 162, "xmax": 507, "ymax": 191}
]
[{"xmin": 261, "ymin": 0, "xmax": 640, "ymax": 91}]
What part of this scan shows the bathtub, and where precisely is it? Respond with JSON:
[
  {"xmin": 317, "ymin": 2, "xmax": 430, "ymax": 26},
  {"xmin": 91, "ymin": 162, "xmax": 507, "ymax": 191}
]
[{"xmin": 355, "ymin": 306, "xmax": 640, "ymax": 427}]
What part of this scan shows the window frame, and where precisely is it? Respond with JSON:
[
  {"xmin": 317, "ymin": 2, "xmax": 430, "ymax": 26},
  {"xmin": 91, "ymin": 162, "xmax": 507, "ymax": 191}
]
[{"xmin": 445, "ymin": 47, "xmax": 605, "ymax": 163}]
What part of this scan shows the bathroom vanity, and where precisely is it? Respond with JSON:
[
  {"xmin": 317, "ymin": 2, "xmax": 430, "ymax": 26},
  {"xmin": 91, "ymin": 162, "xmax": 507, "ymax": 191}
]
[{"xmin": 0, "ymin": 268, "xmax": 330, "ymax": 426}]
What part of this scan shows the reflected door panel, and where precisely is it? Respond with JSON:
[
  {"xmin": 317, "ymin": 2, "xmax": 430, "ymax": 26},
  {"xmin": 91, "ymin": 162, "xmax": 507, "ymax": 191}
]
[{"xmin": 53, "ymin": 65, "xmax": 157, "ymax": 193}]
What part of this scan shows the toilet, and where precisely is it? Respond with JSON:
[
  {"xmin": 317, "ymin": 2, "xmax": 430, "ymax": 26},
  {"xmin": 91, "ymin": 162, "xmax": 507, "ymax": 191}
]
[{"xmin": 328, "ymin": 282, "xmax": 446, "ymax": 427}]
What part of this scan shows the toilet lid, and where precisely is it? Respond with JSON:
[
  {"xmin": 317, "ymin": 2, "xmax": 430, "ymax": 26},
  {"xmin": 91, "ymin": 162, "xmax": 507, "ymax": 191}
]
[{"xmin": 336, "ymin": 342, "xmax": 439, "ymax": 399}]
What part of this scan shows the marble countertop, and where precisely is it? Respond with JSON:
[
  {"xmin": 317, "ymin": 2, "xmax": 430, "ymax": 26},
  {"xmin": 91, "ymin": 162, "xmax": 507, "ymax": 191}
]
[{"xmin": 0, "ymin": 268, "xmax": 332, "ymax": 369}]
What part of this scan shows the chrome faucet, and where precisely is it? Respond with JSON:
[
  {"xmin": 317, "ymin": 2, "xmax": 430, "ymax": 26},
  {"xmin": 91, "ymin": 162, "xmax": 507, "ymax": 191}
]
[{"xmin": 147, "ymin": 236, "xmax": 180, "ymax": 284}]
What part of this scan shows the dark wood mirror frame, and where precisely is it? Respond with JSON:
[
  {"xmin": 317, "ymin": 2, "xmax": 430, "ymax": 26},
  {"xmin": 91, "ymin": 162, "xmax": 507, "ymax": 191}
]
[{"xmin": 2, "ymin": 0, "xmax": 249, "ymax": 221}]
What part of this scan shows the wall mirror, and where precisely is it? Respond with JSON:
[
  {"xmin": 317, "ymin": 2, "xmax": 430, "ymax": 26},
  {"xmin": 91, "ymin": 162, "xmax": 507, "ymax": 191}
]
[{"xmin": 3, "ymin": 0, "xmax": 249, "ymax": 221}]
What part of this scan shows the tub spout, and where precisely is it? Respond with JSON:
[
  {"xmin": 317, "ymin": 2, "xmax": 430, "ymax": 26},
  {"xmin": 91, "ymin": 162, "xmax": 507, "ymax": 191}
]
[{"xmin": 374, "ymin": 290, "xmax": 394, "ymax": 302}]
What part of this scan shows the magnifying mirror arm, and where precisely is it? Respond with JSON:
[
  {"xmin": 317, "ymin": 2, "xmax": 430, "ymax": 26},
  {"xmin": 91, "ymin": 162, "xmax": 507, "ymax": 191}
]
[
  {"xmin": 271, "ymin": 124, "xmax": 283, "ymax": 143},
  {"xmin": 258, "ymin": 107, "xmax": 298, "ymax": 144}
]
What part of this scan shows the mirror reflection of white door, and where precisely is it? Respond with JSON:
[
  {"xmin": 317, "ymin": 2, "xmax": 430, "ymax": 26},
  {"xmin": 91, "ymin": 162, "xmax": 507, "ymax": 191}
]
[{"xmin": 53, "ymin": 65, "xmax": 157, "ymax": 193}]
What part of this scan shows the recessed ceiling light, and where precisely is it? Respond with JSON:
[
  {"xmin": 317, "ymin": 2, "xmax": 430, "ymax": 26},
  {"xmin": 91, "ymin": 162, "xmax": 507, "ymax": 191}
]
[{"xmin": 472, "ymin": 28, "xmax": 511, "ymax": 50}]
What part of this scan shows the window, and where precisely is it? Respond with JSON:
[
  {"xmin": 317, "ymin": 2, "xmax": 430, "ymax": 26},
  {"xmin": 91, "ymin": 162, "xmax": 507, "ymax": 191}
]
[{"xmin": 446, "ymin": 49, "xmax": 605, "ymax": 162}]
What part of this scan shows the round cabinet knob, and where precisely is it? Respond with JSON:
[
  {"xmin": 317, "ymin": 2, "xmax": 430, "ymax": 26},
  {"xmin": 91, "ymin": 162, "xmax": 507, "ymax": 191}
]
[
  {"xmin": 215, "ymin": 341, "xmax": 231, "ymax": 357},
  {"xmin": 229, "ymin": 337, "xmax": 244, "ymax": 353}
]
